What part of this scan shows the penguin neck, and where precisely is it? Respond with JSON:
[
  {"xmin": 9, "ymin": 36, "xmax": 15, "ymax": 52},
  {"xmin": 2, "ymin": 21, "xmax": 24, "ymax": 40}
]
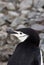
[{"xmin": 20, "ymin": 37, "xmax": 39, "ymax": 47}]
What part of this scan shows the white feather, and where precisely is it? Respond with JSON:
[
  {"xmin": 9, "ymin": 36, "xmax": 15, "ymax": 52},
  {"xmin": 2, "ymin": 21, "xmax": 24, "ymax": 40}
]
[
  {"xmin": 40, "ymin": 50, "xmax": 43, "ymax": 65},
  {"xmin": 11, "ymin": 31, "xmax": 29, "ymax": 42}
]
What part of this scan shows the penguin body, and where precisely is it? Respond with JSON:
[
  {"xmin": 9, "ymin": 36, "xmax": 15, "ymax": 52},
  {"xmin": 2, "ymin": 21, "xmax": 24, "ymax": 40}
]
[{"xmin": 7, "ymin": 28, "xmax": 42, "ymax": 65}]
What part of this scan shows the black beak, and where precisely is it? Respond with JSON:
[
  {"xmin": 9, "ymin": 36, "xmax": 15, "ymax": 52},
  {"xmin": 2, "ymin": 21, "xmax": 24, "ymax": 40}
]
[{"xmin": 6, "ymin": 29, "xmax": 17, "ymax": 34}]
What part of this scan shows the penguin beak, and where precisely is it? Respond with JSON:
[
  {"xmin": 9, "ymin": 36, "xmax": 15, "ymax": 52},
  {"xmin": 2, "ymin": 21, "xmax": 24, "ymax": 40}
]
[{"xmin": 6, "ymin": 29, "xmax": 17, "ymax": 34}]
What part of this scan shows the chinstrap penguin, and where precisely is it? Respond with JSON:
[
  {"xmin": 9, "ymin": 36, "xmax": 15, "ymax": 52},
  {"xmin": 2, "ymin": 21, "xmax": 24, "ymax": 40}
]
[{"xmin": 7, "ymin": 28, "xmax": 43, "ymax": 65}]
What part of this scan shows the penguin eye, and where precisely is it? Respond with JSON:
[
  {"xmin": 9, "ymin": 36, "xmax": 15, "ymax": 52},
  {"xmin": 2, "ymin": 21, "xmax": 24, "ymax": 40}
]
[{"xmin": 20, "ymin": 32, "xmax": 22, "ymax": 34}]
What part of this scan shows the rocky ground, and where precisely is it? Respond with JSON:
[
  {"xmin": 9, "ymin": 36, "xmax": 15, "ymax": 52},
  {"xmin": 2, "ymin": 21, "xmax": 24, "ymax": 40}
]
[{"xmin": 0, "ymin": 0, "xmax": 44, "ymax": 65}]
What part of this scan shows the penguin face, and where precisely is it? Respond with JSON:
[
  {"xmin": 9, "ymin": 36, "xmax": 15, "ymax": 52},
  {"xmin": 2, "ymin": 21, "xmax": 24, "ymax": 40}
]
[
  {"xmin": 6, "ymin": 28, "xmax": 40, "ymax": 46},
  {"xmin": 6, "ymin": 28, "xmax": 29, "ymax": 42},
  {"xmin": 11, "ymin": 31, "xmax": 29, "ymax": 42}
]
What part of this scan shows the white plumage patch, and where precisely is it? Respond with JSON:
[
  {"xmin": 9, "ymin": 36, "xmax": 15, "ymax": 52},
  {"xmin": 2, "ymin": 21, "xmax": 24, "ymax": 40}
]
[
  {"xmin": 40, "ymin": 50, "xmax": 43, "ymax": 65},
  {"xmin": 11, "ymin": 31, "xmax": 29, "ymax": 42}
]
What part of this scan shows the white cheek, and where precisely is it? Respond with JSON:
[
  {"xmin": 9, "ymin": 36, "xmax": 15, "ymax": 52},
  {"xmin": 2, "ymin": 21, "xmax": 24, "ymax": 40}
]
[
  {"xmin": 11, "ymin": 31, "xmax": 29, "ymax": 42},
  {"xmin": 11, "ymin": 33, "xmax": 28, "ymax": 42},
  {"xmin": 19, "ymin": 35, "xmax": 28, "ymax": 42}
]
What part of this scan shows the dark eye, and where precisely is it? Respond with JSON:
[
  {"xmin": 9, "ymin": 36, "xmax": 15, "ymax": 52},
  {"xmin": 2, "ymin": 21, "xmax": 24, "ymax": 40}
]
[{"xmin": 20, "ymin": 32, "xmax": 22, "ymax": 34}]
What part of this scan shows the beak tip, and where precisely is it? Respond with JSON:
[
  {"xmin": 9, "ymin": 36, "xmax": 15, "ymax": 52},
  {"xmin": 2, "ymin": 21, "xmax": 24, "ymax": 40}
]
[
  {"xmin": 6, "ymin": 29, "xmax": 13, "ymax": 34},
  {"xmin": 6, "ymin": 29, "xmax": 17, "ymax": 34}
]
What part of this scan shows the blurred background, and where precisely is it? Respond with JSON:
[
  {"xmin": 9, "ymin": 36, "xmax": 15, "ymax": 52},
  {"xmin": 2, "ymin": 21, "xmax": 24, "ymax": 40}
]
[{"xmin": 0, "ymin": 0, "xmax": 44, "ymax": 65}]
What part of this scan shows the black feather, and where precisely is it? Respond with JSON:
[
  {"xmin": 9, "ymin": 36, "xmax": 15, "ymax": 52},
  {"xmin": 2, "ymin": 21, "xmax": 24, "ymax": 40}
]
[{"xmin": 7, "ymin": 28, "xmax": 41, "ymax": 65}]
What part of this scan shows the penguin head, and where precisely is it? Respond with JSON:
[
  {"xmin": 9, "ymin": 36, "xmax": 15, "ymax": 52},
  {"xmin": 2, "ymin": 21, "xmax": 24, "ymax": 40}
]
[
  {"xmin": 7, "ymin": 28, "xmax": 29, "ymax": 42},
  {"xmin": 7, "ymin": 28, "xmax": 40, "ymax": 47}
]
